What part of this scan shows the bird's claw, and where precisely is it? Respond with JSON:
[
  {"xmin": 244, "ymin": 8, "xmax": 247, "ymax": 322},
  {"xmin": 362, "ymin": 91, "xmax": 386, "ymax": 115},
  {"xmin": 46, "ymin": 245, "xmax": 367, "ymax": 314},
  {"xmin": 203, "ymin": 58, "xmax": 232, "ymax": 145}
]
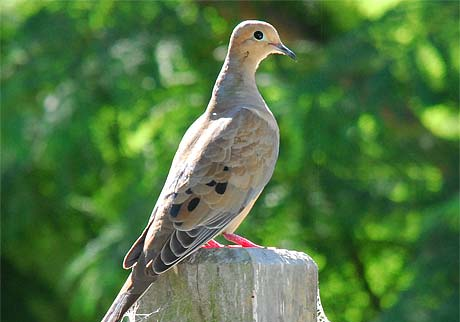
[
  {"xmin": 202, "ymin": 239, "xmax": 225, "ymax": 248},
  {"xmin": 202, "ymin": 234, "xmax": 262, "ymax": 249},
  {"xmin": 222, "ymin": 233, "xmax": 262, "ymax": 248}
]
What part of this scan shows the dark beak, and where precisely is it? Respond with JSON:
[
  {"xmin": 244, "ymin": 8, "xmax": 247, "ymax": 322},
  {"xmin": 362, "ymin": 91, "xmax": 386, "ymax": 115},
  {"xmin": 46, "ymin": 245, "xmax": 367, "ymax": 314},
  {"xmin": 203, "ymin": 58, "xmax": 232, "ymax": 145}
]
[{"xmin": 274, "ymin": 43, "xmax": 296, "ymax": 60}]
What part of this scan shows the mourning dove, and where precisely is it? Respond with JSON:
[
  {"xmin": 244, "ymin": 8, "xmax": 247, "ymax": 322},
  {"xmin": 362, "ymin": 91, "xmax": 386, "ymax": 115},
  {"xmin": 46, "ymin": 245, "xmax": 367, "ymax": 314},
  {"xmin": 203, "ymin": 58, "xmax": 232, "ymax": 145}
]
[{"xmin": 102, "ymin": 20, "xmax": 295, "ymax": 322}]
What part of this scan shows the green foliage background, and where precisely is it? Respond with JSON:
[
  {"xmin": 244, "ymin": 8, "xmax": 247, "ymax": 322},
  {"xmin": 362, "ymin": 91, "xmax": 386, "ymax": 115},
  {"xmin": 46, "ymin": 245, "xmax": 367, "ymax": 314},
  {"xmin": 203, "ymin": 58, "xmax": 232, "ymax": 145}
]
[{"xmin": 2, "ymin": 1, "xmax": 459, "ymax": 322}]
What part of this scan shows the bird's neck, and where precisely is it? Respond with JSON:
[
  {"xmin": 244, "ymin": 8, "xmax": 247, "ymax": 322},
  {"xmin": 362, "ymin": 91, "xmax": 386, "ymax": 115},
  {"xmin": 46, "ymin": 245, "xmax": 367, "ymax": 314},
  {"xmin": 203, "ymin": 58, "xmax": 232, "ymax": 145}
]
[{"xmin": 207, "ymin": 54, "xmax": 264, "ymax": 114}]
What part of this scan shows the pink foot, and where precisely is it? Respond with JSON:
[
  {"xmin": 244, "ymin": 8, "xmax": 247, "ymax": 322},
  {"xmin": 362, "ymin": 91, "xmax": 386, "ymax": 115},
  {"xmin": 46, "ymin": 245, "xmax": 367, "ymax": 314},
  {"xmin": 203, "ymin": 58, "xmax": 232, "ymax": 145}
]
[
  {"xmin": 222, "ymin": 233, "xmax": 262, "ymax": 248},
  {"xmin": 202, "ymin": 239, "xmax": 225, "ymax": 248}
]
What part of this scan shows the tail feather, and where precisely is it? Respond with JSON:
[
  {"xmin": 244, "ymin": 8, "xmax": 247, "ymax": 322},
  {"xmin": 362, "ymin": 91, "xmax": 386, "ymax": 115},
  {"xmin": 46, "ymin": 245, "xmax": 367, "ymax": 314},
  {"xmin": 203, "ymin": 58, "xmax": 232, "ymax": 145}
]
[{"xmin": 101, "ymin": 273, "xmax": 153, "ymax": 322}]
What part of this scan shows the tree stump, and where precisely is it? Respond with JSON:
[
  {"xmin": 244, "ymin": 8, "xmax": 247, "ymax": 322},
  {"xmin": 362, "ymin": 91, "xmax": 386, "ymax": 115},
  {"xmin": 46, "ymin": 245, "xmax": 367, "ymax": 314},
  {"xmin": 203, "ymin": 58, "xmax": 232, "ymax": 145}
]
[{"xmin": 127, "ymin": 248, "xmax": 318, "ymax": 322}]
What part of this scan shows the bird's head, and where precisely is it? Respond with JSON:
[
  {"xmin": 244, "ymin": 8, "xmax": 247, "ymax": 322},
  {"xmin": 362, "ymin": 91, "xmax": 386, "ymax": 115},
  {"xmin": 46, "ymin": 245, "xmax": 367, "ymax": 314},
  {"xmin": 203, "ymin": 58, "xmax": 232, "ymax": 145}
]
[{"xmin": 228, "ymin": 20, "xmax": 296, "ymax": 66}]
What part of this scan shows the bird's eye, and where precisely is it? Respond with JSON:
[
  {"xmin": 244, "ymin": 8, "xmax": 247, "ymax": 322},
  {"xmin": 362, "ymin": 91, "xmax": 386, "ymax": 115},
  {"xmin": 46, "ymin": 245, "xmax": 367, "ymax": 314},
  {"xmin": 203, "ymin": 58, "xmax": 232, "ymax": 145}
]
[{"xmin": 253, "ymin": 31, "xmax": 264, "ymax": 40}]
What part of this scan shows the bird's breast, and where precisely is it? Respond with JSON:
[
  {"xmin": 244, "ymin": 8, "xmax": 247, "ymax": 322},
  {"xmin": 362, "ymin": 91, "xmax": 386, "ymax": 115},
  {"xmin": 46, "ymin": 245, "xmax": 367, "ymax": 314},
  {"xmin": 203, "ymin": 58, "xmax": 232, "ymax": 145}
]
[{"xmin": 226, "ymin": 107, "xmax": 279, "ymax": 190}]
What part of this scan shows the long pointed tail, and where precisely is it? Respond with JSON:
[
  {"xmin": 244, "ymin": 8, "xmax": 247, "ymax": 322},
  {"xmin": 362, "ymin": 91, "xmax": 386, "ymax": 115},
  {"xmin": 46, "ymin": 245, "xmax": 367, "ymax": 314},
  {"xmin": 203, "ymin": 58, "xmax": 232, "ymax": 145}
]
[{"xmin": 101, "ymin": 273, "xmax": 153, "ymax": 322}]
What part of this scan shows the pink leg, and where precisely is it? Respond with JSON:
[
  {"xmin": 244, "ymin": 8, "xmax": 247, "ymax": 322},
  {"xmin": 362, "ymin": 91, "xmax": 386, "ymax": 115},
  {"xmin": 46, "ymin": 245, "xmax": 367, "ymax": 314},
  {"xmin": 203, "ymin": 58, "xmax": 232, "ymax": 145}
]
[
  {"xmin": 202, "ymin": 239, "xmax": 225, "ymax": 248},
  {"xmin": 222, "ymin": 233, "xmax": 262, "ymax": 248}
]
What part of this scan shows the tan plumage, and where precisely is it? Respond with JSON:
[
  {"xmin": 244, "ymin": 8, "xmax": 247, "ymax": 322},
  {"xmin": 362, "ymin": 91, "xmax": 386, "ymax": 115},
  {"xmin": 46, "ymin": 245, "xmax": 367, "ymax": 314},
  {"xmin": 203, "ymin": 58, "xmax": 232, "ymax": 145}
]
[{"xmin": 101, "ymin": 20, "xmax": 295, "ymax": 322}]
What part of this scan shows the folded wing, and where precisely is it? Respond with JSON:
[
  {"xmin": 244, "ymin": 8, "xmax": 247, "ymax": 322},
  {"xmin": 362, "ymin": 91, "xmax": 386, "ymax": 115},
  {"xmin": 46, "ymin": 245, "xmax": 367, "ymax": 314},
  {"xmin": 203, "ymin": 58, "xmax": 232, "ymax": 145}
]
[{"xmin": 123, "ymin": 108, "xmax": 278, "ymax": 275}]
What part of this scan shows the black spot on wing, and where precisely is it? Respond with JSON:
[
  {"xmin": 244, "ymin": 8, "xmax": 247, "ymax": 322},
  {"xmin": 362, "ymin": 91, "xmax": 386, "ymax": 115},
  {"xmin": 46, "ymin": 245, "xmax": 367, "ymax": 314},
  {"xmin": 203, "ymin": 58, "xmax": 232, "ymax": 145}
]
[
  {"xmin": 170, "ymin": 204, "xmax": 182, "ymax": 217},
  {"xmin": 186, "ymin": 188, "xmax": 193, "ymax": 194},
  {"xmin": 223, "ymin": 166, "xmax": 229, "ymax": 171},
  {"xmin": 215, "ymin": 182, "xmax": 228, "ymax": 194},
  {"xmin": 187, "ymin": 197, "xmax": 200, "ymax": 211},
  {"xmin": 206, "ymin": 180, "xmax": 216, "ymax": 186}
]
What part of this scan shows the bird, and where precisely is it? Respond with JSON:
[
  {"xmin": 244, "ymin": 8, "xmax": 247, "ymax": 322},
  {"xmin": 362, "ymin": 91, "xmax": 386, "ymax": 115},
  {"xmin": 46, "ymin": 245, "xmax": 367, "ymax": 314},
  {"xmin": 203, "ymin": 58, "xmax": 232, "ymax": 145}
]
[{"xmin": 101, "ymin": 20, "xmax": 296, "ymax": 322}]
